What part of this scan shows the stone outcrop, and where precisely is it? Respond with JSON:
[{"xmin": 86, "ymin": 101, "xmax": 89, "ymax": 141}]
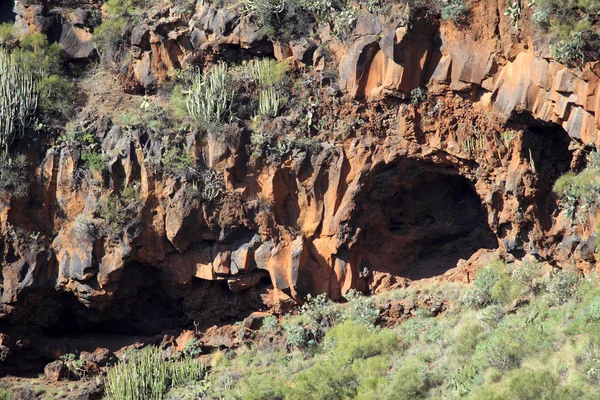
[{"xmin": 1, "ymin": 0, "xmax": 597, "ymax": 348}]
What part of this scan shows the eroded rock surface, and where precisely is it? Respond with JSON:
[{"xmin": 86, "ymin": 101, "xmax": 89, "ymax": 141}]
[{"xmin": 1, "ymin": 0, "xmax": 598, "ymax": 358}]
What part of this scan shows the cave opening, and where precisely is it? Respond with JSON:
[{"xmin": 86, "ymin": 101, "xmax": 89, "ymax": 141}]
[
  {"xmin": 352, "ymin": 159, "xmax": 497, "ymax": 280},
  {"xmin": 0, "ymin": 1, "xmax": 15, "ymax": 24}
]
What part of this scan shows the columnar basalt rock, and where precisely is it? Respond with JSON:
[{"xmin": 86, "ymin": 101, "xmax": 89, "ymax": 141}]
[{"xmin": 1, "ymin": 0, "xmax": 596, "ymax": 338}]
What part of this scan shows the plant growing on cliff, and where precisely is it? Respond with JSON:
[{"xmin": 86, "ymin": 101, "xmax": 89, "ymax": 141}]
[
  {"xmin": 554, "ymin": 152, "xmax": 600, "ymax": 223},
  {"xmin": 0, "ymin": 388, "xmax": 11, "ymax": 400},
  {"xmin": 186, "ymin": 169, "xmax": 225, "ymax": 202},
  {"xmin": 250, "ymin": 58, "xmax": 288, "ymax": 88},
  {"xmin": 187, "ymin": 63, "xmax": 233, "ymax": 129},
  {"xmin": 0, "ymin": 154, "xmax": 29, "ymax": 199},
  {"xmin": 504, "ymin": 0, "xmax": 522, "ymax": 30},
  {"xmin": 257, "ymin": 87, "xmax": 282, "ymax": 118},
  {"xmin": 441, "ymin": 0, "xmax": 469, "ymax": 22},
  {"xmin": 0, "ymin": 49, "xmax": 38, "ymax": 154}
]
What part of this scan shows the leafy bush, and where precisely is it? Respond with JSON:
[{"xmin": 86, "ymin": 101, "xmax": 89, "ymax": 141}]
[
  {"xmin": 462, "ymin": 263, "xmax": 502, "ymax": 308},
  {"xmin": 533, "ymin": 0, "xmax": 600, "ymax": 66},
  {"xmin": 512, "ymin": 260, "xmax": 543, "ymax": 293},
  {"xmin": 582, "ymin": 296, "xmax": 600, "ymax": 322},
  {"xmin": 547, "ymin": 269, "xmax": 580, "ymax": 304},
  {"xmin": 38, "ymin": 75, "xmax": 76, "ymax": 123},
  {"xmin": 342, "ymin": 289, "xmax": 379, "ymax": 327},
  {"xmin": 473, "ymin": 326, "xmax": 525, "ymax": 371},
  {"xmin": 82, "ymin": 151, "xmax": 107, "ymax": 172},
  {"xmin": 441, "ymin": 0, "xmax": 469, "ymax": 22},
  {"xmin": 93, "ymin": 17, "xmax": 127, "ymax": 61},
  {"xmin": 0, "ymin": 23, "xmax": 15, "ymax": 46},
  {"xmin": 0, "ymin": 154, "xmax": 29, "ymax": 198}
]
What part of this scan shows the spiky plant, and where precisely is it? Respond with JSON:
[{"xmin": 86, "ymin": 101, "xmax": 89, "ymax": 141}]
[
  {"xmin": 186, "ymin": 63, "xmax": 232, "ymax": 127},
  {"xmin": 0, "ymin": 49, "xmax": 38, "ymax": 154},
  {"xmin": 258, "ymin": 87, "xmax": 281, "ymax": 118}
]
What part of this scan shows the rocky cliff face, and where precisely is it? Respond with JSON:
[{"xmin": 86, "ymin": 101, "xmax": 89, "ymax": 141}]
[{"xmin": 1, "ymin": 0, "xmax": 598, "ymax": 350}]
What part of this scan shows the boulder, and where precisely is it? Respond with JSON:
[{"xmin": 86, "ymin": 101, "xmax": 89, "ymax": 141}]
[{"xmin": 44, "ymin": 360, "xmax": 68, "ymax": 381}]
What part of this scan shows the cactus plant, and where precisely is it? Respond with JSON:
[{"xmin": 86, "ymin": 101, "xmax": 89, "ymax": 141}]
[
  {"xmin": 258, "ymin": 86, "xmax": 281, "ymax": 118},
  {"xmin": 186, "ymin": 63, "xmax": 232, "ymax": 127},
  {"xmin": 0, "ymin": 49, "xmax": 38, "ymax": 154}
]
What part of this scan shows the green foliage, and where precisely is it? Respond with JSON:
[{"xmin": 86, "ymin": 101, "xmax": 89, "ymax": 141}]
[
  {"xmin": 462, "ymin": 262, "xmax": 503, "ymax": 308},
  {"xmin": 105, "ymin": 346, "xmax": 207, "ymax": 400},
  {"xmin": 533, "ymin": 0, "xmax": 600, "ymax": 65},
  {"xmin": 240, "ymin": 0, "xmax": 346, "ymax": 39},
  {"xmin": 257, "ymin": 87, "xmax": 282, "ymax": 118},
  {"xmin": 381, "ymin": 362, "xmax": 428, "ymax": 400},
  {"xmin": 0, "ymin": 49, "xmax": 38, "ymax": 154},
  {"xmin": 0, "ymin": 23, "xmax": 15, "ymax": 46},
  {"xmin": 161, "ymin": 145, "xmax": 193, "ymax": 177},
  {"xmin": 0, "ymin": 388, "xmax": 12, "ymax": 400},
  {"xmin": 186, "ymin": 169, "xmax": 225, "ymax": 202},
  {"xmin": 38, "ymin": 75, "xmax": 76, "ymax": 122},
  {"xmin": 551, "ymin": 31, "xmax": 587, "ymax": 67},
  {"xmin": 250, "ymin": 58, "xmax": 288, "ymax": 88},
  {"xmin": 547, "ymin": 269, "xmax": 580, "ymax": 304},
  {"xmin": 410, "ymin": 87, "xmax": 428, "ymax": 105},
  {"xmin": 472, "ymin": 326, "xmax": 526, "ymax": 371},
  {"xmin": 187, "ymin": 63, "xmax": 232, "ymax": 129},
  {"xmin": 93, "ymin": 17, "xmax": 126, "ymax": 60},
  {"xmin": 0, "ymin": 154, "xmax": 29, "ymax": 198},
  {"xmin": 512, "ymin": 259, "xmax": 543, "ymax": 293},
  {"xmin": 342, "ymin": 289, "xmax": 379, "ymax": 327},
  {"xmin": 82, "ymin": 151, "xmax": 107, "ymax": 172},
  {"xmin": 441, "ymin": 0, "xmax": 469, "ymax": 22},
  {"xmin": 582, "ymin": 296, "xmax": 600, "ymax": 321},
  {"xmin": 97, "ymin": 183, "xmax": 141, "ymax": 237}
]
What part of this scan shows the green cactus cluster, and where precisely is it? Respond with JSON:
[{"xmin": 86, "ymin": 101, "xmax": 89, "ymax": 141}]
[
  {"xmin": 186, "ymin": 63, "xmax": 232, "ymax": 128},
  {"xmin": 0, "ymin": 49, "xmax": 38, "ymax": 154}
]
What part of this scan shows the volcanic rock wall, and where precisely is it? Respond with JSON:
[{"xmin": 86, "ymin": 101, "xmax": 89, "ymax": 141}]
[{"xmin": 1, "ymin": 0, "xmax": 598, "ymax": 335}]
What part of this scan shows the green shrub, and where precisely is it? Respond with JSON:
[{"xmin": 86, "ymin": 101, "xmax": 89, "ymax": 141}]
[
  {"xmin": 38, "ymin": 75, "xmax": 76, "ymax": 122},
  {"xmin": 551, "ymin": 31, "xmax": 586, "ymax": 67},
  {"xmin": 93, "ymin": 17, "xmax": 127, "ymax": 60},
  {"xmin": 327, "ymin": 321, "xmax": 396, "ymax": 362},
  {"xmin": 170, "ymin": 356, "xmax": 207, "ymax": 387},
  {"xmin": 441, "ymin": 0, "xmax": 469, "ymax": 22},
  {"xmin": 381, "ymin": 362, "xmax": 428, "ymax": 400},
  {"xmin": 0, "ymin": 23, "xmax": 15, "ymax": 46},
  {"xmin": 250, "ymin": 58, "xmax": 287, "ymax": 88},
  {"xmin": 473, "ymin": 326, "xmax": 525, "ymax": 371},
  {"xmin": 236, "ymin": 373, "xmax": 286, "ymax": 400},
  {"xmin": 582, "ymin": 296, "xmax": 600, "ymax": 321},
  {"xmin": 342, "ymin": 289, "xmax": 379, "ymax": 327},
  {"xmin": 512, "ymin": 260, "xmax": 543, "ymax": 293},
  {"xmin": 186, "ymin": 169, "xmax": 224, "ymax": 202},
  {"xmin": 577, "ymin": 342, "xmax": 600, "ymax": 384},
  {"xmin": 503, "ymin": 368, "xmax": 559, "ymax": 400},
  {"xmin": 547, "ymin": 269, "xmax": 580, "ymax": 304},
  {"xmin": 0, "ymin": 388, "xmax": 12, "ymax": 400},
  {"xmin": 454, "ymin": 320, "xmax": 488, "ymax": 358},
  {"xmin": 463, "ymin": 263, "xmax": 503, "ymax": 308},
  {"xmin": 0, "ymin": 154, "xmax": 29, "ymax": 198},
  {"xmin": 82, "ymin": 151, "xmax": 107, "ymax": 172}
]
